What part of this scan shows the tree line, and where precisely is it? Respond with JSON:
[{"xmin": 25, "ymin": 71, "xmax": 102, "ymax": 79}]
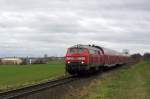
[{"xmin": 130, "ymin": 53, "xmax": 150, "ymax": 61}]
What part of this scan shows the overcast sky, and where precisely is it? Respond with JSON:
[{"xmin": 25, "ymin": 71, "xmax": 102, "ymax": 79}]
[{"xmin": 0, "ymin": 0, "xmax": 150, "ymax": 57}]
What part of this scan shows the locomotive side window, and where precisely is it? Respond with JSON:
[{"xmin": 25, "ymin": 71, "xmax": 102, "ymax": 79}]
[{"xmin": 89, "ymin": 49, "xmax": 97, "ymax": 54}]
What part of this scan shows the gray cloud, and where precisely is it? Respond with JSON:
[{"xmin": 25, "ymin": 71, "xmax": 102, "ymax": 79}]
[{"xmin": 0, "ymin": 0, "xmax": 150, "ymax": 57}]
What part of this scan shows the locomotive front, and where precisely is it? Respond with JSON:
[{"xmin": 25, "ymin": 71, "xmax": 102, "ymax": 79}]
[{"xmin": 65, "ymin": 45, "xmax": 89, "ymax": 74}]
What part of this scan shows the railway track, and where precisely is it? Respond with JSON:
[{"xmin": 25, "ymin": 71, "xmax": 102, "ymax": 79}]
[{"xmin": 0, "ymin": 76, "xmax": 76, "ymax": 99}]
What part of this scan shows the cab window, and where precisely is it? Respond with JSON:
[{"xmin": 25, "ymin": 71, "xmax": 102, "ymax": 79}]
[
  {"xmin": 68, "ymin": 48, "xmax": 76, "ymax": 54},
  {"xmin": 77, "ymin": 48, "xmax": 84, "ymax": 53},
  {"xmin": 68, "ymin": 48, "xmax": 86, "ymax": 54}
]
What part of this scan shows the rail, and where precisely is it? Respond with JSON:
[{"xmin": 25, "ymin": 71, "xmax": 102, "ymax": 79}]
[{"xmin": 0, "ymin": 76, "xmax": 75, "ymax": 99}]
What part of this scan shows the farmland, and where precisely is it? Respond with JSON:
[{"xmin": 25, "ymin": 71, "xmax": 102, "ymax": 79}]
[
  {"xmin": 0, "ymin": 60, "xmax": 65, "ymax": 92},
  {"xmin": 79, "ymin": 61, "xmax": 150, "ymax": 99},
  {"xmin": 1, "ymin": 60, "xmax": 150, "ymax": 99}
]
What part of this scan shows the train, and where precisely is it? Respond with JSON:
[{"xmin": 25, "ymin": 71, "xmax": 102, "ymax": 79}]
[{"xmin": 65, "ymin": 44, "xmax": 129, "ymax": 75}]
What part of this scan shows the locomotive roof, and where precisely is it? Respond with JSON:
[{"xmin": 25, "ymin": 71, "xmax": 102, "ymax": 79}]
[
  {"xmin": 69, "ymin": 44, "xmax": 128, "ymax": 57},
  {"xmin": 70, "ymin": 44, "xmax": 100, "ymax": 51}
]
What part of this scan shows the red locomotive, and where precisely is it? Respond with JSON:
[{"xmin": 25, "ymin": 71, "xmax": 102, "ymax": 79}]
[{"xmin": 65, "ymin": 44, "xmax": 129, "ymax": 75}]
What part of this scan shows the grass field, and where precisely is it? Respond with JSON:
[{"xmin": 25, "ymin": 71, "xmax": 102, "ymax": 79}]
[
  {"xmin": 0, "ymin": 60, "xmax": 65, "ymax": 92},
  {"xmin": 80, "ymin": 61, "xmax": 150, "ymax": 99}
]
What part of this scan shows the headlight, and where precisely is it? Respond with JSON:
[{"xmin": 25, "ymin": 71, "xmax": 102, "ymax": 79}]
[{"xmin": 77, "ymin": 57, "xmax": 85, "ymax": 60}]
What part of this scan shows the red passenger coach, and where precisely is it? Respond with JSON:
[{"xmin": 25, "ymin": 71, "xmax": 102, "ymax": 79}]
[{"xmin": 65, "ymin": 44, "xmax": 129, "ymax": 75}]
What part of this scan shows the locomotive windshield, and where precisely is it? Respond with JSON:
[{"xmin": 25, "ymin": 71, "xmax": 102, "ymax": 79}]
[{"xmin": 68, "ymin": 48, "xmax": 86, "ymax": 54}]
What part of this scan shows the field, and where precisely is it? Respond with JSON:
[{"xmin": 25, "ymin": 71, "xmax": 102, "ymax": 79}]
[
  {"xmin": 80, "ymin": 61, "xmax": 150, "ymax": 99},
  {"xmin": 1, "ymin": 60, "xmax": 150, "ymax": 99},
  {"xmin": 0, "ymin": 60, "xmax": 65, "ymax": 92}
]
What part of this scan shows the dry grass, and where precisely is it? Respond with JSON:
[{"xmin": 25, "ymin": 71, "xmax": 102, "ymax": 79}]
[{"xmin": 78, "ymin": 61, "xmax": 150, "ymax": 99}]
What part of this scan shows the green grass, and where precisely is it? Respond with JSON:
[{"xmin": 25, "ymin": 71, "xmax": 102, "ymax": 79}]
[
  {"xmin": 0, "ymin": 60, "xmax": 65, "ymax": 92},
  {"xmin": 81, "ymin": 61, "xmax": 150, "ymax": 99}
]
